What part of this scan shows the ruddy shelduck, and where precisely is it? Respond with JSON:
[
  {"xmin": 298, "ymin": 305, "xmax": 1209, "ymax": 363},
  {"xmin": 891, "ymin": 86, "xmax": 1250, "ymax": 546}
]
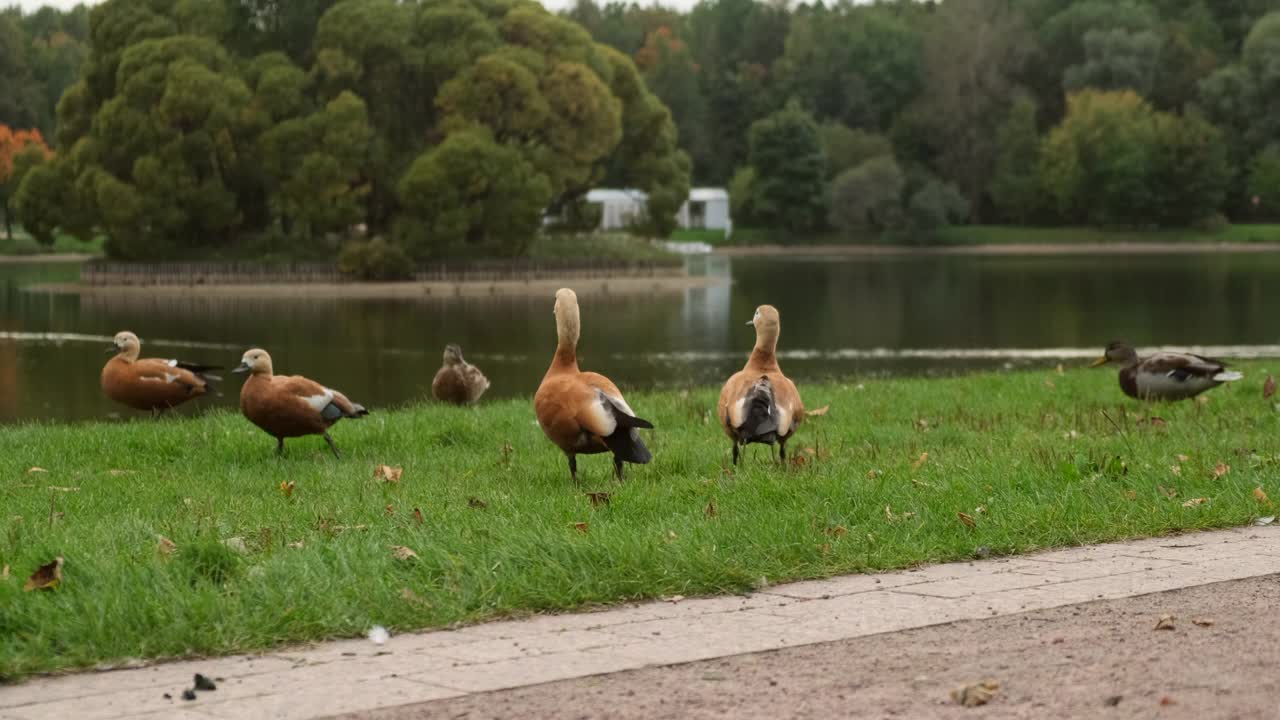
[
  {"xmin": 1090, "ymin": 341, "xmax": 1242, "ymax": 401},
  {"xmin": 718, "ymin": 305, "xmax": 804, "ymax": 465},
  {"xmin": 100, "ymin": 331, "xmax": 220, "ymax": 415},
  {"xmin": 233, "ymin": 348, "xmax": 368, "ymax": 458},
  {"xmin": 431, "ymin": 344, "xmax": 490, "ymax": 405},
  {"xmin": 534, "ymin": 288, "xmax": 653, "ymax": 482}
]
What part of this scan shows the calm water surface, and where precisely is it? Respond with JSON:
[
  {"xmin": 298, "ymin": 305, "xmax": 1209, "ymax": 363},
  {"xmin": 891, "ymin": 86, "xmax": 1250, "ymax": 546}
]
[{"xmin": 3, "ymin": 251, "xmax": 1279, "ymax": 424}]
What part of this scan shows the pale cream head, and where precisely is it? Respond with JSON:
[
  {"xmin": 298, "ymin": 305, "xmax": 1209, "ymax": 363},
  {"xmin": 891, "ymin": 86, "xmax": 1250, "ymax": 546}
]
[
  {"xmin": 749, "ymin": 305, "xmax": 781, "ymax": 347},
  {"xmin": 235, "ymin": 348, "xmax": 274, "ymax": 376},
  {"xmin": 554, "ymin": 288, "xmax": 581, "ymax": 347},
  {"xmin": 111, "ymin": 331, "xmax": 141, "ymax": 361}
]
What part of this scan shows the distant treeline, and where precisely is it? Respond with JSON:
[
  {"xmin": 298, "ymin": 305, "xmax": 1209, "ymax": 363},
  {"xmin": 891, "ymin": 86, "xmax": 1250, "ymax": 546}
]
[
  {"xmin": 568, "ymin": 0, "xmax": 1280, "ymax": 239},
  {"xmin": 3, "ymin": 0, "xmax": 1280, "ymax": 258}
]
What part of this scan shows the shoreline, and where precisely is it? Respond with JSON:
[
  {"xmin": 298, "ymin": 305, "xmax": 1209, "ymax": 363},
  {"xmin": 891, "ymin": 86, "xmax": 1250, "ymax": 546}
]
[
  {"xmin": 28, "ymin": 274, "xmax": 728, "ymax": 299},
  {"xmin": 713, "ymin": 241, "xmax": 1280, "ymax": 256},
  {"xmin": 0, "ymin": 253, "xmax": 100, "ymax": 265}
]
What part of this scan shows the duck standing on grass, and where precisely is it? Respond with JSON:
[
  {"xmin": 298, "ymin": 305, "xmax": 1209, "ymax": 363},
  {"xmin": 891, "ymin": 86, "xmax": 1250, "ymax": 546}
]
[
  {"xmin": 431, "ymin": 344, "xmax": 490, "ymax": 405},
  {"xmin": 534, "ymin": 288, "xmax": 653, "ymax": 482},
  {"xmin": 719, "ymin": 305, "xmax": 804, "ymax": 465},
  {"xmin": 101, "ymin": 331, "xmax": 221, "ymax": 416},
  {"xmin": 1090, "ymin": 341, "xmax": 1243, "ymax": 401},
  {"xmin": 234, "ymin": 348, "xmax": 368, "ymax": 458}
]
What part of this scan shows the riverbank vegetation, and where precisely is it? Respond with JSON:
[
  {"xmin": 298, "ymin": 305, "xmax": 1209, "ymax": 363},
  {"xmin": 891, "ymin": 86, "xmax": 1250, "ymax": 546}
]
[
  {"xmin": 2, "ymin": 366, "xmax": 1276, "ymax": 679},
  {"xmin": 7, "ymin": 2, "xmax": 1280, "ymax": 261}
]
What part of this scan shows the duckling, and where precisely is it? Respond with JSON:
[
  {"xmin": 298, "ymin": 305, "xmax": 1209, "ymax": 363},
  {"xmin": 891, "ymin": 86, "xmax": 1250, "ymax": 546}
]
[
  {"xmin": 1090, "ymin": 341, "xmax": 1243, "ymax": 401},
  {"xmin": 431, "ymin": 344, "xmax": 490, "ymax": 405},
  {"xmin": 719, "ymin": 305, "xmax": 804, "ymax": 465},
  {"xmin": 534, "ymin": 288, "xmax": 653, "ymax": 482},
  {"xmin": 100, "ymin": 331, "xmax": 220, "ymax": 415},
  {"xmin": 233, "ymin": 348, "xmax": 368, "ymax": 458}
]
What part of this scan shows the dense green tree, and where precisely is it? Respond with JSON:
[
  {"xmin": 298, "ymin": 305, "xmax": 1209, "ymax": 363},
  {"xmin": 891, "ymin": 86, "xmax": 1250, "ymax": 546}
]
[
  {"xmin": 989, "ymin": 95, "xmax": 1044, "ymax": 223},
  {"xmin": 747, "ymin": 101, "xmax": 825, "ymax": 233},
  {"xmin": 1247, "ymin": 143, "xmax": 1280, "ymax": 216},
  {"xmin": 818, "ymin": 122, "xmax": 892, "ymax": 180},
  {"xmin": 0, "ymin": 15, "xmax": 44, "ymax": 131},
  {"xmin": 828, "ymin": 155, "xmax": 904, "ymax": 234},
  {"xmin": 1145, "ymin": 109, "xmax": 1230, "ymax": 225},
  {"xmin": 905, "ymin": 178, "xmax": 969, "ymax": 240}
]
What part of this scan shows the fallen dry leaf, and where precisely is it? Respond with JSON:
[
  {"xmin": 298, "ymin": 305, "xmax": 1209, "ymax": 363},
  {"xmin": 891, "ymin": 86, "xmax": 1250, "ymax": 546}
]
[
  {"xmin": 1124, "ymin": 490, "xmax": 1138, "ymax": 501},
  {"xmin": 390, "ymin": 545, "xmax": 418, "ymax": 561},
  {"xmin": 662, "ymin": 595, "xmax": 685, "ymax": 603},
  {"xmin": 107, "ymin": 469, "xmax": 134, "ymax": 477},
  {"xmin": 1056, "ymin": 363, "xmax": 1065, "ymax": 376},
  {"xmin": 157, "ymin": 536, "xmax": 177, "ymax": 556},
  {"xmin": 866, "ymin": 469, "xmax": 880, "ymax": 480},
  {"xmin": 912, "ymin": 452, "xmax": 929, "ymax": 470},
  {"xmin": 1169, "ymin": 465, "xmax": 1182, "ymax": 476},
  {"xmin": 46, "ymin": 486, "xmax": 78, "ymax": 493},
  {"xmin": 468, "ymin": 497, "xmax": 488, "ymax": 510},
  {"xmin": 1254, "ymin": 516, "xmax": 1276, "ymax": 526},
  {"xmin": 400, "ymin": 587, "xmax": 429, "ymax": 606},
  {"xmin": 1176, "ymin": 454, "xmax": 1190, "ymax": 463},
  {"xmin": 1265, "ymin": 375, "xmax": 1277, "ymax": 399},
  {"xmin": 586, "ymin": 492, "xmax": 611, "ymax": 507},
  {"xmin": 2, "ymin": 564, "xmax": 9, "ymax": 580},
  {"xmin": 412, "ymin": 507, "xmax": 424, "ymax": 525},
  {"xmin": 1044, "ymin": 378, "xmax": 1056, "ymax": 389},
  {"xmin": 1254, "ymin": 487, "xmax": 1272, "ymax": 505},
  {"xmin": 279, "ymin": 480, "xmax": 295, "ymax": 498},
  {"xmin": 704, "ymin": 500, "xmax": 718, "ymax": 518},
  {"xmin": 818, "ymin": 542, "xmax": 832, "ymax": 555},
  {"xmin": 373, "ymin": 465, "xmax": 403, "ymax": 484},
  {"xmin": 974, "ymin": 505, "xmax": 987, "ymax": 515},
  {"xmin": 384, "ymin": 504, "xmax": 395, "ymax": 516},
  {"xmin": 1212, "ymin": 462, "xmax": 1230, "ymax": 480},
  {"xmin": 1160, "ymin": 696, "xmax": 1177, "ymax": 706},
  {"xmin": 825, "ymin": 525, "xmax": 848, "ymax": 537},
  {"xmin": 1154, "ymin": 614, "xmax": 1176, "ymax": 630},
  {"xmin": 287, "ymin": 540, "xmax": 304, "ymax": 549},
  {"xmin": 1158, "ymin": 485, "xmax": 1178, "ymax": 499},
  {"xmin": 572, "ymin": 521, "xmax": 589, "ymax": 533},
  {"xmin": 884, "ymin": 505, "xmax": 895, "ymax": 521},
  {"xmin": 789, "ymin": 454, "xmax": 808, "ymax": 467},
  {"xmin": 1145, "ymin": 416, "xmax": 1167, "ymax": 428},
  {"xmin": 1192, "ymin": 618, "xmax": 1215, "ymax": 627},
  {"xmin": 223, "ymin": 537, "xmax": 247, "ymax": 554},
  {"xmin": 23, "ymin": 556, "xmax": 63, "ymax": 592},
  {"xmin": 807, "ymin": 405, "xmax": 830, "ymax": 417},
  {"xmin": 27, "ymin": 467, "xmax": 47, "ymax": 474},
  {"xmin": 957, "ymin": 512, "xmax": 977, "ymax": 528},
  {"xmin": 950, "ymin": 679, "xmax": 1000, "ymax": 707},
  {"xmin": 1181, "ymin": 497, "xmax": 1208, "ymax": 508}
]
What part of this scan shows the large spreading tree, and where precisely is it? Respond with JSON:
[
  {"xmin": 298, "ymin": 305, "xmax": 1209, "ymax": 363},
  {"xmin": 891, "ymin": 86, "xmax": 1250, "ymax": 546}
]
[{"xmin": 19, "ymin": 0, "xmax": 689, "ymax": 259}]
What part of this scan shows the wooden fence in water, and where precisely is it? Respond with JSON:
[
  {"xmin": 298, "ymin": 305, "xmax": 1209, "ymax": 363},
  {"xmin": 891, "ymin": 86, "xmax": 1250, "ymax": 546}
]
[{"xmin": 79, "ymin": 258, "xmax": 685, "ymax": 286}]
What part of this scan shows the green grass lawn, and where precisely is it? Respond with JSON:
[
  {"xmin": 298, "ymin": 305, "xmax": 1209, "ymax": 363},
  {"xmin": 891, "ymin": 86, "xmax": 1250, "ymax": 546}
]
[
  {"xmin": 527, "ymin": 233, "xmax": 681, "ymax": 263},
  {"xmin": 2, "ymin": 365, "xmax": 1277, "ymax": 679}
]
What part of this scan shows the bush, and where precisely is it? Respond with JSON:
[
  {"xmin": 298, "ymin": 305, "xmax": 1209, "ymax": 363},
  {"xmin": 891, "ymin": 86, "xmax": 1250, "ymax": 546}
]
[
  {"xmin": 828, "ymin": 156, "xmax": 904, "ymax": 233},
  {"xmin": 905, "ymin": 179, "xmax": 969, "ymax": 241},
  {"xmin": 337, "ymin": 237, "xmax": 414, "ymax": 281}
]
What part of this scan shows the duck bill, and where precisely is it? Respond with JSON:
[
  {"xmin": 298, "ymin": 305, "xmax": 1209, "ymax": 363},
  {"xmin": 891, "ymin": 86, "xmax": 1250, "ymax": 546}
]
[
  {"xmin": 1088, "ymin": 356, "xmax": 1109, "ymax": 368},
  {"xmin": 105, "ymin": 345, "xmax": 119, "ymax": 354},
  {"xmin": 231, "ymin": 362, "xmax": 251, "ymax": 374},
  {"xmin": 744, "ymin": 319, "xmax": 754, "ymax": 326}
]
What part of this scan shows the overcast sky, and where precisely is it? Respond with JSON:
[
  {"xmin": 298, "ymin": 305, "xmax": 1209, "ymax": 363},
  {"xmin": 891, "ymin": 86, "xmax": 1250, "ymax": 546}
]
[{"xmin": 5, "ymin": 0, "xmax": 649, "ymax": 13}]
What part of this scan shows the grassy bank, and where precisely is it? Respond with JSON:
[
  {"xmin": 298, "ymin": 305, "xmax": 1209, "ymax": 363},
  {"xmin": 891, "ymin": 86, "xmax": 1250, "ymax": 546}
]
[
  {"xmin": 526, "ymin": 233, "xmax": 681, "ymax": 263},
  {"xmin": 2, "ymin": 366, "xmax": 1277, "ymax": 679},
  {"xmin": 675, "ymin": 224, "xmax": 1280, "ymax": 248},
  {"xmin": 0, "ymin": 230, "xmax": 104, "ymax": 257}
]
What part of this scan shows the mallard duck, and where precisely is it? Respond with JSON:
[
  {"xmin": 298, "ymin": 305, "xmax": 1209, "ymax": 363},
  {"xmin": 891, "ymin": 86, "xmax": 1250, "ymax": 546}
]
[
  {"xmin": 1090, "ymin": 341, "xmax": 1243, "ymax": 401},
  {"xmin": 718, "ymin": 305, "xmax": 804, "ymax": 464},
  {"xmin": 534, "ymin": 288, "xmax": 653, "ymax": 482},
  {"xmin": 233, "ymin": 348, "xmax": 368, "ymax": 458},
  {"xmin": 100, "ymin": 331, "xmax": 220, "ymax": 415},
  {"xmin": 431, "ymin": 344, "xmax": 490, "ymax": 405}
]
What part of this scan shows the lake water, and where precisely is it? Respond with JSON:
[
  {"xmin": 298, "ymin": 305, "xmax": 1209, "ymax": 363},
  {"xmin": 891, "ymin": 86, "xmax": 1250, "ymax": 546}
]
[{"xmin": 3, "ymin": 251, "xmax": 1280, "ymax": 424}]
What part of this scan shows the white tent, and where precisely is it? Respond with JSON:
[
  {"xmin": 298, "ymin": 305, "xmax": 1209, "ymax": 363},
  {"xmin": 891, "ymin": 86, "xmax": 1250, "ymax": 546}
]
[
  {"xmin": 677, "ymin": 187, "xmax": 731, "ymax": 233},
  {"xmin": 579, "ymin": 187, "xmax": 733, "ymax": 236},
  {"xmin": 584, "ymin": 188, "xmax": 648, "ymax": 230}
]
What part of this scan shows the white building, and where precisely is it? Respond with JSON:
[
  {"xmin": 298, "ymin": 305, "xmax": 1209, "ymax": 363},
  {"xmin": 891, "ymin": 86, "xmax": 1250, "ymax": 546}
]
[{"xmin": 580, "ymin": 187, "xmax": 733, "ymax": 236}]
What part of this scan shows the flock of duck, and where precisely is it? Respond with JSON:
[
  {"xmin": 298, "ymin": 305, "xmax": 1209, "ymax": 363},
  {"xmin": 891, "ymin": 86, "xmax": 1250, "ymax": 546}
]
[{"xmin": 99, "ymin": 287, "xmax": 1245, "ymax": 479}]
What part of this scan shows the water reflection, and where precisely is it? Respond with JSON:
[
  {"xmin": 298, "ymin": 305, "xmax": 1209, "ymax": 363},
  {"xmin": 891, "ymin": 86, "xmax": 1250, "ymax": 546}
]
[{"xmin": 2, "ymin": 250, "xmax": 1278, "ymax": 424}]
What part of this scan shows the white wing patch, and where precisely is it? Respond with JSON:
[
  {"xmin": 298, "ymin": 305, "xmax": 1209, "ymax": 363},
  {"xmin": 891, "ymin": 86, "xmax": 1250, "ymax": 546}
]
[
  {"xmin": 777, "ymin": 406, "xmax": 793, "ymax": 437},
  {"xmin": 583, "ymin": 393, "xmax": 619, "ymax": 437},
  {"xmin": 164, "ymin": 373, "xmax": 179, "ymax": 383},
  {"xmin": 304, "ymin": 388, "xmax": 335, "ymax": 412},
  {"xmin": 166, "ymin": 359, "xmax": 178, "ymax": 367},
  {"xmin": 729, "ymin": 397, "xmax": 747, "ymax": 429}
]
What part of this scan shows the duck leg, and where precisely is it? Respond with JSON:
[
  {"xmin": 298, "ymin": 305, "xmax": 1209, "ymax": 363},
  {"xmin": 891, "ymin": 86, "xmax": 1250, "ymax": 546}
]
[
  {"xmin": 613, "ymin": 455, "xmax": 625, "ymax": 482},
  {"xmin": 275, "ymin": 437, "xmax": 285, "ymax": 456},
  {"xmin": 567, "ymin": 455, "xmax": 578, "ymax": 483},
  {"xmin": 322, "ymin": 432, "xmax": 342, "ymax": 459},
  {"xmin": 732, "ymin": 443, "xmax": 740, "ymax": 466},
  {"xmin": 778, "ymin": 439, "xmax": 788, "ymax": 464}
]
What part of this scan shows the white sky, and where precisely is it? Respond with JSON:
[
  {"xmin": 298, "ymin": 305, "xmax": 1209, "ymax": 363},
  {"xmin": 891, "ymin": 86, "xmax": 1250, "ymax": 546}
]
[{"xmin": 5, "ymin": 0, "xmax": 643, "ymax": 12}]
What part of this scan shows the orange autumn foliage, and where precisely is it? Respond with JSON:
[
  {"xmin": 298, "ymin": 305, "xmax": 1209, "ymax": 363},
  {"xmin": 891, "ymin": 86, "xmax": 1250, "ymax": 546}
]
[{"xmin": 0, "ymin": 125, "xmax": 53, "ymax": 185}]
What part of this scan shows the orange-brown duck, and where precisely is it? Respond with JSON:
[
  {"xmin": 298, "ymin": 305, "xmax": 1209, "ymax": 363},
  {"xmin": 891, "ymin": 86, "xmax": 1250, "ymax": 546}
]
[
  {"xmin": 100, "ymin": 331, "xmax": 220, "ymax": 415},
  {"xmin": 1090, "ymin": 341, "xmax": 1242, "ymax": 401},
  {"xmin": 718, "ymin": 305, "xmax": 804, "ymax": 465},
  {"xmin": 533, "ymin": 288, "xmax": 652, "ymax": 482},
  {"xmin": 234, "ymin": 348, "xmax": 367, "ymax": 458},
  {"xmin": 431, "ymin": 344, "xmax": 490, "ymax": 405}
]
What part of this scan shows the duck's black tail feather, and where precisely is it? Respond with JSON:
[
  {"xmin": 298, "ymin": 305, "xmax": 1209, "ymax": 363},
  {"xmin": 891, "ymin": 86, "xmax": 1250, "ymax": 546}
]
[
  {"xmin": 178, "ymin": 362, "xmax": 223, "ymax": 384},
  {"xmin": 600, "ymin": 393, "xmax": 653, "ymax": 464},
  {"xmin": 737, "ymin": 377, "xmax": 779, "ymax": 445}
]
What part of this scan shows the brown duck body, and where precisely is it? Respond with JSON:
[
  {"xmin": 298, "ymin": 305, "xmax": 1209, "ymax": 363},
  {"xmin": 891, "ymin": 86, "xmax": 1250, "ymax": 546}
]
[
  {"xmin": 718, "ymin": 305, "xmax": 804, "ymax": 464},
  {"xmin": 235, "ymin": 349, "xmax": 367, "ymax": 457},
  {"xmin": 431, "ymin": 346, "xmax": 490, "ymax": 405},
  {"xmin": 534, "ymin": 288, "xmax": 652, "ymax": 481},
  {"xmin": 1094, "ymin": 342, "xmax": 1242, "ymax": 402},
  {"xmin": 100, "ymin": 332, "xmax": 219, "ymax": 412}
]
